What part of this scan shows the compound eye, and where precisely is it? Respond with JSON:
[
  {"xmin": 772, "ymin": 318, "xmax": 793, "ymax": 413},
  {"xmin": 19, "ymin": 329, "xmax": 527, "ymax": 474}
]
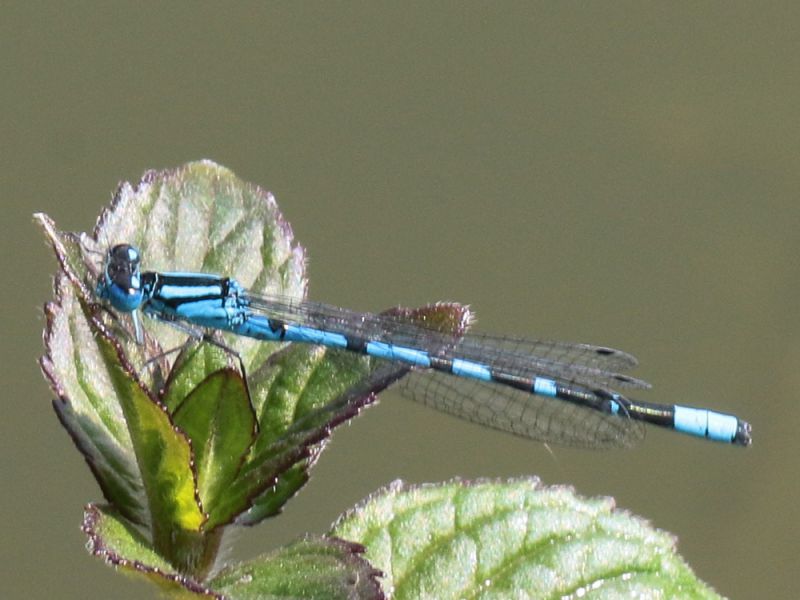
[
  {"xmin": 106, "ymin": 244, "xmax": 142, "ymax": 291},
  {"xmin": 109, "ymin": 243, "xmax": 140, "ymax": 266}
]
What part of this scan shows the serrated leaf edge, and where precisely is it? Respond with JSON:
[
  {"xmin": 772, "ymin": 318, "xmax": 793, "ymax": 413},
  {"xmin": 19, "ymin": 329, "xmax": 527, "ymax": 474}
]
[{"xmin": 82, "ymin": 504, "xmax": 221, "ymax": 599}]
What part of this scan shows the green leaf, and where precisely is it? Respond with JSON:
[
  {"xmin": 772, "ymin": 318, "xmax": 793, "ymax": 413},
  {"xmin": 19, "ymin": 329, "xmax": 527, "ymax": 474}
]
[
  {"xmin": 39, "ymin": 161, "xmax": 307, "ymax": 400},
  {"xmin": 236, "ymin": 462, "xmax": 310, "ymax": 524},
  {"xmin": 205, "ymin": 362, "xmax": 407, "ymax": 530},
  {"xmin": 36, "ymin": 163, "xmax": 474, "ymax": 583},
  {"xmin": 38, "ymin": 216, "xmax": 148, "ymax": 526},
  {"xmin": 38, "ymin": 212, "xmax": 207, "ymax": 573},
  {"xmin": 234, "ymin": 303, "xmax": 472, "ymax": 527},
  {"xmin": 214, "ymin": 303, "xmax": 468, "ymax": 528},
  {"xmin": 82, "ymin": 504, "xmax": 218, "ymax": 599},
  {"xmin": 331, "ymin": 479, "xmax": 721, "ymax": 600},
  {"xmin": 88, "ymin": 310, "xmax": 206, "ymax": 569},
  {"xmin": 36, "ymin": 158, "xmax": 307, "ymax": 534},
  {"xmin": 36, "ymin": 161, "xmax": 308, "ymax": 532},
  {"xmin": 87, "ymin": 160, "xmax": 307, "ymax": 375},
  {"xmin": 38, "ymin": 163, "xmax": 475, "ymax": 533},
  {"xmin": 207, "ymin": 535, "xmax": 384, "ymax": 600},
  {"xmin": 172, "ymin": 369, "xmax": 256, "ymax": 518},
  {"xmin": 83, "ymin": 503, "xmax": 175, "ymax": 572},
  {"xmin": 162, "ymin": 341, "xmax": 233, "ymax": 413}
]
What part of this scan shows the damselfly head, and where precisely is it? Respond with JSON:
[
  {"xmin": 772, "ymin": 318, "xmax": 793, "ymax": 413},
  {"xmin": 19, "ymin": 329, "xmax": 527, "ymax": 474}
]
[{"xmin": 95, "ymin": 243, "xmax": 144, "ymax": 312}]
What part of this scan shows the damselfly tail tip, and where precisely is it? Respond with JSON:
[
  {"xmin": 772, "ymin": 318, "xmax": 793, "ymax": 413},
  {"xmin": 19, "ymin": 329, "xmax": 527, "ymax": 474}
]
[{"xmin": 734, "ymin": 419, "xmax": 752, "ymax": 447}]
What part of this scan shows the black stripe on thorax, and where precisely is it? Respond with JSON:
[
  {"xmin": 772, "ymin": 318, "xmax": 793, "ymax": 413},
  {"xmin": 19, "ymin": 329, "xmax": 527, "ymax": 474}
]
[{"xmin": 147, "ymin": 272, "xmax": 233, "ymax": 309}]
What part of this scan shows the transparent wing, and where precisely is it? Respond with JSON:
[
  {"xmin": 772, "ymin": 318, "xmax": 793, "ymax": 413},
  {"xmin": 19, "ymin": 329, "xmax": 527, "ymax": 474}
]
[
  {"xmin": 438, "ymin": 334, "xmax": 649, "ymax": 390},
  {"xmin": 246, "ymin": 293, "xmax": 651, "ymax": 391},
  {"xmin": 397, "ymin": 370, "xmax": 646, "ymax": 449}
]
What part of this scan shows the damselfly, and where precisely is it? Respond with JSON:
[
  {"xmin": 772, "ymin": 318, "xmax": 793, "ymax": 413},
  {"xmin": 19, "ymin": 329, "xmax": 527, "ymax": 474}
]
[{"xmin": 95, "ymin": 243, "xmax": 752, "ymax": 449}]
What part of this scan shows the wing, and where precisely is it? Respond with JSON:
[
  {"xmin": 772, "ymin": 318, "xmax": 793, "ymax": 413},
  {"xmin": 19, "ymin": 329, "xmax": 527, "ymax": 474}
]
[
  {"xmin": 245, "ymin": 293, "xmax": 651, "ymax": 391},
  {"xmin": 396, "ymin": 370, "xmax": 646, "ymax": 449}
]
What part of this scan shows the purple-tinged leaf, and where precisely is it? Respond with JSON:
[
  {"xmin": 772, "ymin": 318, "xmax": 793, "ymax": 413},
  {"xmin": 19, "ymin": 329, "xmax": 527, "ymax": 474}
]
[
  {"xmin": 207, "ymin": 535, "xmax": 385, "ymax": 600},
  {"xmin": 82, "ymin": 504, "xmax": 220, "ymax": 598}
]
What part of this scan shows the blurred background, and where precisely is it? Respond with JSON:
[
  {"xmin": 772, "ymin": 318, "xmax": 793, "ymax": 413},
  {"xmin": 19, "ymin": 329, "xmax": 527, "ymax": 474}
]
[{"xmin": 2, "ymin": 3, "xmax": 797, "ymax": 598}]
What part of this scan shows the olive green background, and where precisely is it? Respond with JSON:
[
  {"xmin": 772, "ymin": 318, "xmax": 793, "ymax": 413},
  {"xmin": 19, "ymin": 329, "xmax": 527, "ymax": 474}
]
[{"xmin": 2, "ymin": 3, "xmax": 797, "ymax": 598}]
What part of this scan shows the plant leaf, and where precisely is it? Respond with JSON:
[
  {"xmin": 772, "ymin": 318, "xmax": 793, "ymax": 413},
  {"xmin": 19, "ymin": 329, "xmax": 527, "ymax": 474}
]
[
  {"xmin": 38, "ymin": 161, "xmax": 307, "ymax": 403},
  {"xmin": 37, "ymin": 210, "xmax": 209, "ymax": 569},
  {"xmin": 82, "ymin": 504, "xmax": 219, "ymax": 599},
  {"xmin": 37, "ymin": 163, "xmax": 476, "ymax": 545},
  {"xmin": 162, "ymin": 342, "xmax": 234, "ymax": 413},
  {"xmin": 331, "ymin": 478, "xmax": 721, "ymax": 600},
  {"xmin": 87, "ymin": 160, "xmax": 307, "ymax": 376},
  {"xmin": 207, "ymin": 535, "xmax": 384, "ymax": 600},
  {"xmin": 38, "ymin": 163, "xmax": 475, "ymax": 532},
  {"xmin": 172, "ymin": 369, "xmax": 256, "ymax": 518},
  {"xmin": 88, "ymin": 308, "xmax": 206, "ymax": 569},
  {"xmin": 45, "ymin": 277, "xmax": 149, "ymax": 524},
  {"xmin": 234, "ymin": 303, "xmax": 472, "ymax": 527},
  {"xmin": 35, "ymin": 161, "xmax": 308, "ymax": 529},
  {"xmin": 205, "ymin": 361, "xmax": 407, "ymax": 530},
  {"xmin": 37, "ymin": 214, "xmax": 149, "ymax": 525}
]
